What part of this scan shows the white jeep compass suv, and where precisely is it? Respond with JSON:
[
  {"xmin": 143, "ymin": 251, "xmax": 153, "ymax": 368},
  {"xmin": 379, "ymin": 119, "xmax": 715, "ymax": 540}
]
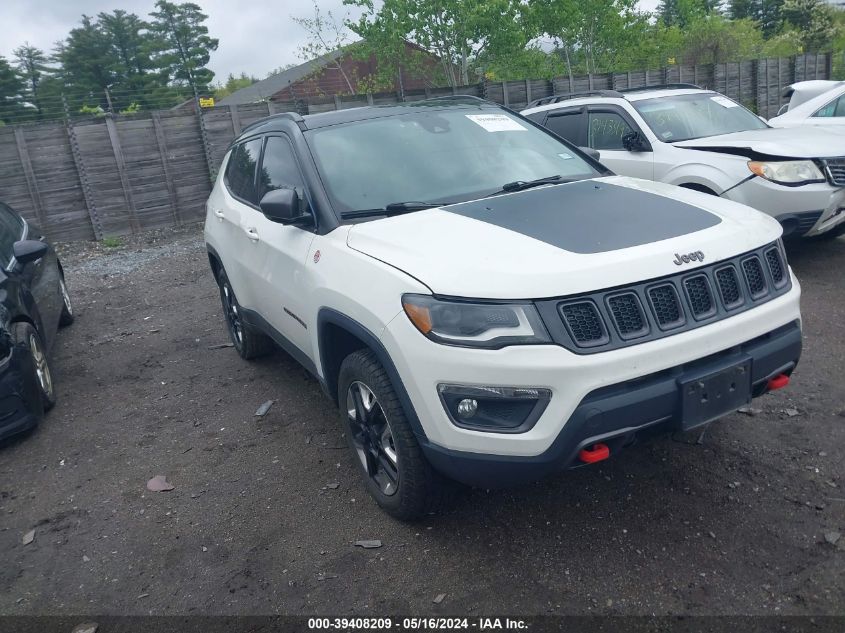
[{"xmin": 204, "ymin": 97, "xmax": 802, "ymax": 520}]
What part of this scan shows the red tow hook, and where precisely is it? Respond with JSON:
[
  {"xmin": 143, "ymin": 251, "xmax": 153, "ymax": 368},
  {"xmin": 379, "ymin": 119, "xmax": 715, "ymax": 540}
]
[
  {"xmin": 767, "ymin": 373, "xmax": 790, "ymax": 391},
  {"xmin": 579, "ymin": 443, "xmax": 610, "ymax": 464}
]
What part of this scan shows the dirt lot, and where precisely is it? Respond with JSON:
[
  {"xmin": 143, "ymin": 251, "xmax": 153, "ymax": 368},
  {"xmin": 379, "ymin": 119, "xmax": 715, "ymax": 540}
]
[{"xmin": 0, "ymin": 225, "xmax": 843, "ymax": 617}]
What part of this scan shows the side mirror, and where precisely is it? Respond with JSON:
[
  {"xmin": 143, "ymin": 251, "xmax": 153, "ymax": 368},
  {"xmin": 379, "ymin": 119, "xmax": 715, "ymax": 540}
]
[
  {"xmin": 258, "ymin": 188, "xmax": 312, "ymax": 226},
  {"xmin": 622, "ymin": 131, "xmax": 648, "ymax": 152},
  {"xmin": 13, "ymin": 240, "xmax": 48, "ymax": 265},
  {"xmin": 579, "ymin": 146, "xmax": 601, "ymax": 162}
]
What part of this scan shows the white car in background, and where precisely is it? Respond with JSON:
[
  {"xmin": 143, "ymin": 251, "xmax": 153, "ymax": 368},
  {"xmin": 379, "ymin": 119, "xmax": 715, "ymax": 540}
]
[
  {"xmin": 768, "ymin": 80, "xmax": 845, "ymax": 128},
  {"xmin": 522, "ymin": 86, "xmax": 845, "ymax": 239}
]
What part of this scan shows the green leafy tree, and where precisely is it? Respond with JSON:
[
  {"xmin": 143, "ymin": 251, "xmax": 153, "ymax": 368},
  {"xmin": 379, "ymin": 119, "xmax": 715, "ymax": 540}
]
[
  {"xmin": 659, "ymin": 0, "xmax": 722, "ymax": 28},
  {"xmin": 13, "ymin": 43, "xmax": 51, "ymax": 119},
  {"xmin": 680, "ymin": 14, "xmax": 764, "ymax": 64},
  {"xmin": 727, "ymin": 0, "xmax": 785, "ymax": 37},
  {"xmin": 345, "ymin": 0, "xmax": 529, "ymax": 87},
  {"xmin": 98, "ymin": 10, "xmax": 164, "ymax": 110},
  {"xmin": 781, "ymin": 0, "xmax": 838, "ymax": 50},
  {"xmin": 59, "ymin": 16, "xmax": 115, "ymax": 111},
  {"xmin": 0, "ymin": 55, "xmax": 25, "ymax": 124},
  {"xmin": 149, "ymin": 0, "xmax": 219, "ymax": 96},
  {"xmin": 213, "ymin": 72, "xmax": 258, "ymax": 99},
  {"xmin": 294, "ymin": 0, "xmax": 358, "ymax": 94}
]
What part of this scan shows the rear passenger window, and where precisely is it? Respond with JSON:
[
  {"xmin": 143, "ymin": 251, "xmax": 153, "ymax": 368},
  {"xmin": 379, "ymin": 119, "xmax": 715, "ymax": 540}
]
[
  {"xmin": 588, "ymin": 112, "xmax": 634, "ymax": 150},
  {"xmin": 224, "ymin": 138, "xmax": 263, "ymax": 203},
  {"xmin": 545, "ymin": 112, "xmax": 582, "ymax": 145},
  {"xmin": 258, "ymin": 136, "xmax": 305, "ymax": 201},
  {"xmin": 813, "ymin": 95, "xmax": 845, "ymax": 118}
]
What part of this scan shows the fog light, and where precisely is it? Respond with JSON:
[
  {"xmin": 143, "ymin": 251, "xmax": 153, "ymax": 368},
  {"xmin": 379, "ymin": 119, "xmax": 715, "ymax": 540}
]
[
  {"xmin": 457, "ymin": 398, "xmax": 478, "ymax": 419},
  {"xmin": 438, "ymin": 384, "xmax": 551, "ymax": 433}
]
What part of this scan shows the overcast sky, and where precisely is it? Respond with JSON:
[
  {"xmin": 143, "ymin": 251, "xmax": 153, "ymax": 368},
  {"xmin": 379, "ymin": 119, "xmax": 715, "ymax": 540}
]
[{"xmin": 0, "ymin": 0, "xmax": 661, "ymax": 82}]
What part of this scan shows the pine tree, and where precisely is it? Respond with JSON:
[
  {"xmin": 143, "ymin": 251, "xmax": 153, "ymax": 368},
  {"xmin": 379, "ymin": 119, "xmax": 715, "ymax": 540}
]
[{"xmin": 13, "ymin": 43, "xmax": 51, "ymax": 119}]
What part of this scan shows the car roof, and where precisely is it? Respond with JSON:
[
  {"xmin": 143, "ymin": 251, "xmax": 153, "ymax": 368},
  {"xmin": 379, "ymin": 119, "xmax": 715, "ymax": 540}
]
[
  {"xmin": 236, "ymin": 97, "xmax": 505, "ymax": 138},
  {"xmin": 522, "ymin": 87, "xmax": 714, "ymax": 115},
  {"xmin": 773, "ymin": 81, "xmax": 845, "ymax": 120}
]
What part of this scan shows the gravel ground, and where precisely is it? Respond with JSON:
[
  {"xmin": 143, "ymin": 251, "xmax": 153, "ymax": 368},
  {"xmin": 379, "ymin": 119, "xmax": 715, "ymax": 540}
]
[{"xmin": 0, "ymin": 225, "xmax": 843, "ymax": 617}]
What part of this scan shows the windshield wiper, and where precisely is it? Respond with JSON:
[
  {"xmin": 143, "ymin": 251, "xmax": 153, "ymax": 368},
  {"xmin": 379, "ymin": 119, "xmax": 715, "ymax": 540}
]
[
  {"xmin": 342, "ymin": 201, "xmax": 449, "ymax": 219},
  {"xmin": 485, "ymin": 175, "xmax": 571, "ymax": 197}
]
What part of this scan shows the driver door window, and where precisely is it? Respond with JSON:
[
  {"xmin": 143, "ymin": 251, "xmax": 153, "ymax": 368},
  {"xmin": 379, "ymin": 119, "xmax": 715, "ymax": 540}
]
[{"xmin": 588, "ymin": 112, "xmax": 634, "ymax": 150}]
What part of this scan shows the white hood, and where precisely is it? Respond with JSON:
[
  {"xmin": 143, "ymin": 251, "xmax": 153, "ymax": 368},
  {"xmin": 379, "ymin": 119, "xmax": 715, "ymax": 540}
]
[
  {"xmin": 674, "ymin": 126, "xmax": 845, "ymax": 158},
  {"xmin": 346, "ymin": 176, "xmax": 782, "ymax": 299}
]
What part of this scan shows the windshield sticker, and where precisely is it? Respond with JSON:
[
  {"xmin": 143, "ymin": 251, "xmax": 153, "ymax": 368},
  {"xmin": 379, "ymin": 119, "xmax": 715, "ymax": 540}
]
[
  {"xmin": 558, "ymin": 152, "xmax": 574, "ymax": 160},
  {"xmin": 711, "ymin": 96, "xmax": 739, "ymax": 108},
  {"xmin": 466, "ymin": 114, "xmax": 527, "ymax": 132}
]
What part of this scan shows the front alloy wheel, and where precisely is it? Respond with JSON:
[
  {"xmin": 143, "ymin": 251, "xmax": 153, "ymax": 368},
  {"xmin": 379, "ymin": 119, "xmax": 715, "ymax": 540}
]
[
  {"xmin": 29, "ymin": 332, "xmax": 53, "ymax": 402},
  {"xmin": 346, "ymin": 380, "xmax": 400, "ymax": 496}
]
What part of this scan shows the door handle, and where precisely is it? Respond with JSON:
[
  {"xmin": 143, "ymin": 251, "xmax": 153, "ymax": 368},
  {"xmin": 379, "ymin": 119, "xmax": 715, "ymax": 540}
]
[
  {"xmin": 213, "ymin": 209, "xmax": 225, "ymax": 219},
  {"xmin": 245, "ymin": 227, "xmax": 259, "ymax": 242}
]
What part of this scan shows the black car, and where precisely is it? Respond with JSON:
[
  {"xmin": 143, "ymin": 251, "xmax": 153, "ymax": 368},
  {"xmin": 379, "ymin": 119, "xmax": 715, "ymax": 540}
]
[{"xmin": 0, "ymin": 201, "xmax": 73, "ymax": 442}]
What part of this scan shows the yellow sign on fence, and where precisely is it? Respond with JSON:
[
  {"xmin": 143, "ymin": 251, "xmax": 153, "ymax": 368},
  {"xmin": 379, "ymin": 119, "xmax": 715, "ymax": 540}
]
[{"xmin": 199, "ymin": 97, "xmax": 215, "ymax": 108}]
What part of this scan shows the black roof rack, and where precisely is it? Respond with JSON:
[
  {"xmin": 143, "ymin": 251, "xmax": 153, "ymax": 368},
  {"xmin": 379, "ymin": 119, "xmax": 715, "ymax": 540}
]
[
  {"xmin": 423, "ymin": 94, "xmax": 491, "ymax": 105},
  {"xmin": 239, "ymin": 110, "xmax": 305, "ymax": 136},
  {"xmin": 525, "ymin": 90, "xmax": 624, "ymax": 109},
  {"xmin": 619, "ymin": 83, "xmax": 703, "ymax": 94}
]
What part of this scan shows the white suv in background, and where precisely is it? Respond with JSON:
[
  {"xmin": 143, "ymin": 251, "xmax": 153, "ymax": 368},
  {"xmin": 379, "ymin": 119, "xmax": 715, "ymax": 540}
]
[
  {"xmin": 522, "ymin": 85, "xmax": 845, "ymax": 239},
  {"xmin": 205, "ymin": 98, "xmax": 802, "ymax": 520},
  {"xmin": 768, "ymin": 80, "xmax": 845, "ymax": 128}
]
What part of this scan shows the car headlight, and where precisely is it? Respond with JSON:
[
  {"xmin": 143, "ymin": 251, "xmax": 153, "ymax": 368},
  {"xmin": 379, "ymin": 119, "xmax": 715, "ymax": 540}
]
[
  {"xmin": 748, "ymin": 160, "xmax": 825, "ymax": 186},
  {"xmin": 402, "ymin": 294, "xmax": 551, "ymax": 348}
]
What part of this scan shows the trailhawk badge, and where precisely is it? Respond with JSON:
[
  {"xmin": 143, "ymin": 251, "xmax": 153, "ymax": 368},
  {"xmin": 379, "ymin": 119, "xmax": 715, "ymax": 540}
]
[{"xmin": 673, "ymin": 251, "xmax": 705, "ymax": 266}]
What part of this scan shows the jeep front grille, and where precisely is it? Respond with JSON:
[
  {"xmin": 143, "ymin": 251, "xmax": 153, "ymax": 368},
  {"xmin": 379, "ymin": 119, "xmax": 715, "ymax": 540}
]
[
  {"xmin": 559, "ymin": 301, "xmax": 607, "ymax": 346},
  {"xmin": 824, "ymin": 158, "xmax": 845, "ymax": 187},
  {"xmin": 647, "ymin": 284, "xmax": 684, "ymax": 329},
  {"xmin": 742, "ymin": 256, "xmax": 767, "ymax": 298},
  {"xmin": 714, "ymin": 266, "xmax": 743, "ymax": 309},
  {"xmin": 541, "ymin": 241, "xmax": 791, "ymax": 354},
  {"xmin": 607, "ymin": 292, "xmax": 648, "ymax": 339}
]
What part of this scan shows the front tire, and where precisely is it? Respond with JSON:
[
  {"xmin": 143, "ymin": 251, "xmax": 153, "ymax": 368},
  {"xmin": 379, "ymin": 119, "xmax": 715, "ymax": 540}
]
[
  {"xmin": 58, "ymin": 276, "xmax": 74, "ymax": 326},
  {"xmin": 215, "ymin": 268, "xmax": 274, "ymax": 360},
  {"xmin": 338, "ymin": 349, "xmax": 442, "ymax": 521},
  {"xmin": 13, "ymin": 323, "xmax": 56, "ymax": 412}
]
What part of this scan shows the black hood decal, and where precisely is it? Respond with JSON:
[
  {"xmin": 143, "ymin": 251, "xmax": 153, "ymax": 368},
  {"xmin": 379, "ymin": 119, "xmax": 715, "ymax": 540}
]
[{"xmin": 445, "ymin": 181, "xmax": 721, "ymax": 254}]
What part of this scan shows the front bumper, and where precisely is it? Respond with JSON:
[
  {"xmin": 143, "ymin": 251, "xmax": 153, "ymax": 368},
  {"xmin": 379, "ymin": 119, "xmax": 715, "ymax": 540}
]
[
  {"xmin": 421, "ymin": 320, "xmax": 801, "ymax": 487},
  {"xmin": 382, "ymin": 274, "xmax": 801, "ymax": 480},
  {"xmin": 725, "ymin": 177, "xmax": 845, "ymax": 237}
]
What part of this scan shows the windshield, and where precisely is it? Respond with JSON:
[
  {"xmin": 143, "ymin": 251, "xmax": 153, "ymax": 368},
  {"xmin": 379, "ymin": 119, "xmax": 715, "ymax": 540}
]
[
  {"xmin": 633, "ymin": 93, "xmax": 768, "ymax": 142},
  {"xmin": 305, "ymin": 108, "xmax": 602, "ymax": 215}
]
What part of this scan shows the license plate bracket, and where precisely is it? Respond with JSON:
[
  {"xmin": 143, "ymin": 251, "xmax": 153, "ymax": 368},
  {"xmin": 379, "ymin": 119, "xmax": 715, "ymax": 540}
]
[{"xmin": 679, "ymin": 359, "xmax": 752, "ymax": 430}]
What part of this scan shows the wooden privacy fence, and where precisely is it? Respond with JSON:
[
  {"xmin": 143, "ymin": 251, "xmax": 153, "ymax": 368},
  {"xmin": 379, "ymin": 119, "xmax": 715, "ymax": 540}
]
[{"xmin": 0, "ymin": 52, "xmax": 833, "ymax": 242}]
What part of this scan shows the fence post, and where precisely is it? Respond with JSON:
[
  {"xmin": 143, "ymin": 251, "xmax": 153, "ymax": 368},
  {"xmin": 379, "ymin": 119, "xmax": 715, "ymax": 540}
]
[
  {"xmin": 63, "ymin": 96, "xmax": 104, "ymax": 240},
  {"xmin": 13, "ymin": 128, "xmax": 47, "ymax": 230},
  {"xmin": 196, "ymin": 101, "xmax": 216, "ymax": 182},
  {"xmin": 104, "ymin": 116, "xmax": 140, "ymax": 234},
  {"xmin": 333, "ymin": 95, "xmax": 342, "ymax": 110},
  {"xmin": 525, "ymin": 79, "xmax": 532, "ymax": 104},
  {"xmin": 502, "ymin": 82, "xmax": 509, "ymax": 107},
  {"xmin": 230, "ymin": 105, "xmax": 242, "ymax": 135},
  {"xmin": 151, "ymin": 112, "xmax": 181, "ymax": 227}
]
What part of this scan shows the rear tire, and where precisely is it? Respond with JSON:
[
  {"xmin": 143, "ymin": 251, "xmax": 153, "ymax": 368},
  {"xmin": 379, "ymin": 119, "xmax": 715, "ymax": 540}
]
[
  {"xmin": 216, "ymin": 268, "xmax": 274, "ymax": 360},
  {"xmin": 338, "ymin": 349, "xmax": 444, "ymax": 521}
]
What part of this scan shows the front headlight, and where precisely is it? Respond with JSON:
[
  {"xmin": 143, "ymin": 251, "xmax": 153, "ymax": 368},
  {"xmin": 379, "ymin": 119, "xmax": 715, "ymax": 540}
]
[
  {"xmin": 748, "ymin": 160, "xmax": 825, "ymax": 186},
  {"xmin": 402, "ymin": 294, "xmax": 551, "ymax": 348}
]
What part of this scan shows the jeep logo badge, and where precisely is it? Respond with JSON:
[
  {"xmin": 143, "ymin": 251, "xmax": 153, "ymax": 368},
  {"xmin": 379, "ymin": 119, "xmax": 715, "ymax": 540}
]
[{"xmin": 673, "ymin": 251, "xmax": 705, "ymax": 266}]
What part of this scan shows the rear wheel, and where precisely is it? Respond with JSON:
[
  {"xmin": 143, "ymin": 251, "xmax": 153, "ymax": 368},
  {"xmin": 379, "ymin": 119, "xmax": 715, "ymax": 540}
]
[
  {"xmin": 216, "ymin": 268, "xmax": 274, "ymax": 360},
  {"xmin": 338, "ymin": 349, "xmax": 443, "ymax": 521},
  {"xmin": 58, "ymin": 276, "xmax": 74, "ymax": 326}
]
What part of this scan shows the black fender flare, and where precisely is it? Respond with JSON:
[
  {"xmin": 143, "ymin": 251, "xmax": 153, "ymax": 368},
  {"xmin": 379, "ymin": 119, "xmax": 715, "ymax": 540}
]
[{"xmin": 317, "ymin": 308, "xmax": 428, "ymax": 441}]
